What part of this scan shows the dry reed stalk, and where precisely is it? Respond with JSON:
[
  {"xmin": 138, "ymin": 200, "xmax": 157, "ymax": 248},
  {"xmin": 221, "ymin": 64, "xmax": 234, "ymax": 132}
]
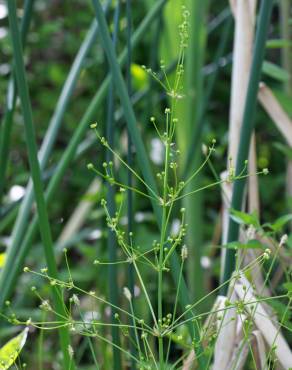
[
  {"xmin": 235, "ymin": 274, "xmax": 292, "ymax": 369},
  {"xmin": 258, "ymin": 81, "xmax": 292, "ymax": 218},
  {"xmin": 182, "ymin": 295, "xmax": 235, "ymax": 370},
  {"xmin": 228, "ymin": 0, "xmax": 257, "ymax": 161},
  {"xmin": 230, "ymin": 330, "xmax": 268, "ymax": 370},
  {"xmin": 258, "ymin": 81, "xmax": 292, "ymax": 287},
  {"xmin": 248, "ymin": 133, "xmax": 260, "ymax": 213},
  {"xmin": 219, "ymin": 171, "xmax": 232, "ymax": 280},
  {"xmin": 258, "ymin": 82, "xmax": 292, "ymax": 147},
  {"xmin": 213, "ymin": 292, "xmax": 237, "ymax": 370},
  {"xmin": 220, "ymin": 0, "xmax": 258, "ymax": 278}
]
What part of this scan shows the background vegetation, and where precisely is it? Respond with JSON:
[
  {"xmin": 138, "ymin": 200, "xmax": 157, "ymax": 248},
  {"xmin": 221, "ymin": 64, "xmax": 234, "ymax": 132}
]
[{"xmin": 0, "ymin": 0, "xmax": 292, "ymax": 369}]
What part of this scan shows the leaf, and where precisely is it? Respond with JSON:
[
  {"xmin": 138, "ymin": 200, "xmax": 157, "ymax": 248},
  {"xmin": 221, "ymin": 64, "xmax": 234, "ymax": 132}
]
[
  {"xmin": 273, "ymin": 89, "xmax": 292, "ymax": 116},
  {"xmin": 229, "ymin": 209, "xmax": 260, "ymax": 227},
  {"xmin": 0, "ymin": 328, "xmax": 28, "ymax": 369},
  {"xmin": 222, "ymin": 239, "xmax": 263, "ymax": 250},
  {"xmin": 0, "ymin": 253, "xmax": 6, "ymax": 268},
  {"xmin": 273, "ymin": 143, "xmax": 292, "ymax": 160},
  {"xmin": 266, "ymin": 39, "xmax": 292, "ymax": 49},
  {"xmin": 266, "ymin": 299, "xmax": 291, "ymax": 323},
  {"xmin": 264, "ymin": 214, "xmax": 292, "ymax": 232},
  {"xmin": 262, "ymin": 61, "xmax": 290, "ymax": 82},
  {"xmin": 283, "ymin": 282, "xmax": 292, "ymax": 294}
]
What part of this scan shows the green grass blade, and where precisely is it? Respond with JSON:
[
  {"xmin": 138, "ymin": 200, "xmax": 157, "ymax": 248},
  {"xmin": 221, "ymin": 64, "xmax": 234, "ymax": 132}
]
[
  {"xmin": 221, "ymin": 0, "xmax": 274, "ymax": 294},
  {"xmin": 7, "ymin": 2, "xmax": 75, "ymax": 368},
  {"xmin": 182, "ymin": 14, "xmax": 232, "ymax": 178},
  {"xmin": 147, "ymin": 8, "xmax": 163, "ymax": 118},
  {"xmin": 181, "ymin": 12, "xmax": 231, "ymax": 307},
  {"xmin": 0, "ymin": 204, "xmax": 19, "ymax": 234},
  {"xmin": 183, "ymin": 0, "xmax": 209, "ymax": 304},
  {"xmin": 0, "ymin": 0, "xmax": 34, "ymax": 201},
  {"xmin": 0, "ymin": 108, "xmax": 14, "ymax": 200},
  {"xmin": 281, "ymin": 0, "xmax": 292, "ymax": 94}
]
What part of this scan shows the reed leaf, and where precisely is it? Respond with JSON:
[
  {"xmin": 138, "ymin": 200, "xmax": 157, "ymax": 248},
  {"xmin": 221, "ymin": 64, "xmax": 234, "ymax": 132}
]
[
  {"xmin": 6, "ymin": 2, "xmax": 75, "ymax": 368},
  {"xmin": 0, "ymin": 0, "xmax": 34, "ymax": 201}
]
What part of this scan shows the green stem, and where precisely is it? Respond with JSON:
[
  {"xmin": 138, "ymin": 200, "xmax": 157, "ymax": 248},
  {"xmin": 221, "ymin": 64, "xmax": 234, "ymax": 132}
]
[
  {"xmin": 158, "ymin": 205, "xmax": 166, "ymax": 367},
  {"xmin": 126, "ymin": 1, "xmax": 137, "ymax": 367},
  {"xmin": 38, "ymin": 312, "xmax": 45, "ymax": 370},
  {"xmin": 158, "ymin": 134, "xmax": 171, "ymax": 368},
  {"xmin": 180, "ymin": 0, "xmax": 209, "ymax": 309},
  {"xmin": 106, "ymin": 2, "xmax": 122, "ymax": 368},
  {"xmin": 165, "ymin": 258, "xmax": 184, "ymax": 364},
  {"xmin": 280, "ymin": 0, "xmax": 292, "ymax": 94},
  {"xmin": 221, "ymin": 0, "xmax": 274, "ymax": 294},
  {"xmin": 0, "ymin": 0, "xmax": 34, "ymax": 202},
  {"xmin": 7, "ymin": 2, "xmax": 75, "ymax": 368}
]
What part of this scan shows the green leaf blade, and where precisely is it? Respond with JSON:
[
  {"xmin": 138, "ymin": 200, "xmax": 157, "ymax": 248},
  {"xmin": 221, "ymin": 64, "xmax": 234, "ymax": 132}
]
[
  {"xmin": 262, "ymin": 61, "xmax": 290, "ymax": 82},
  {"xmin": 0, "ymin": 328, "xmax": 28, "ymax": 370}
]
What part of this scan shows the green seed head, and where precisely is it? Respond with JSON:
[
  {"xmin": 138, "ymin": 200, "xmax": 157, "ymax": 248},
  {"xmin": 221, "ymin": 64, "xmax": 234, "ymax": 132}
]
[
  {"xmin": 87, "ymin": 163, "xmax": 94, "ymax": 170},
  {"xmin": 263, "ymin": 168, "xmax": 269, "ymax": 175},
  {"xmin": 90, "ymin": 122, "xmax": 97, "ymax": 129}
]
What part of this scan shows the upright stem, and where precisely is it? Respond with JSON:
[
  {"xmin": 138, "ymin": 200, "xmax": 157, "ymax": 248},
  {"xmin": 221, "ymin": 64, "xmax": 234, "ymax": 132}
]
[
  {"xmin": 280, "ymin": 0, "xmax": 292, "ymax": 225},
  {"xmin": 158, "ymin": 136, "xmax": 170, "ymax": 368},
  {"xmin": 178, "ymin": 0, "xmax": 209, "ymax": 305},
  {"xmin": 0, "ymin": 0, "xmax": 34, "ymax": 202},
  {"xmin": 106, "ymin": 2, "xmax": 122, "ymax": 369},
  {"xmin": 221, "ymin": 0, "xmax": 274, "ymax": 293},
  {"xmin": 126, "ymin": 0, "xmax": 134, "ymax": 300},
  {"xmin": 157, "ymin": 144, "xmax": 169, "ymax": 369},
  {"xmin": 7, "ymin": 2, "xmax": 75, "ymax": 368},
  {"xmin": 280, "ymin": 0, "xmax": 292, "ymax": 95},
  {"xmin": 126, "ymin": 1, "xmax": 137, "ymax": 367},
  {"xmin": 157, "ymin": 101, "xmax": 176, "ymax": 367}
]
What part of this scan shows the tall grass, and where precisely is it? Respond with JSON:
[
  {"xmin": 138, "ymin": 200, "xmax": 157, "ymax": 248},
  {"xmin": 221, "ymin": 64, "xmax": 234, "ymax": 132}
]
[
  {"xmin": 0, "ymin": 0, "xmax": 34, "ymax": 202},
  {"xmin": 7, "ymin": 1, "xmax": 75, "ymax": 368},
  {"xmin": 181, "ymin": 0, "xmax": 209, "ymax": 304}
]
